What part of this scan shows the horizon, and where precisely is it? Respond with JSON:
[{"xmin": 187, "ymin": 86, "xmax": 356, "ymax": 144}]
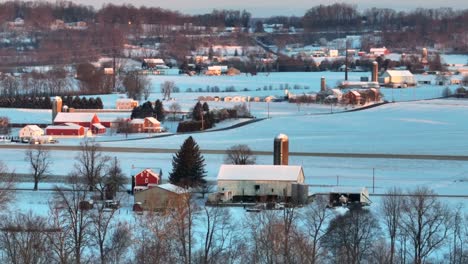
[{"xmin": 2, "ymin": 0, "xmax": 466, "ymax": 17}]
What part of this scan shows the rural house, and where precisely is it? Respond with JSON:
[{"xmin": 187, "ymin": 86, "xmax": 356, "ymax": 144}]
[
  {"xmin": 129, "ymin": 117, "xmax": 162, "ymax": 133},
  {"xmin": 214, "ymin": 165, "xmax": 308, "ymax": 203},
  {"xmin": 116, "ymin": 98, "xmax": 139, "ymax": 110},
  {"xmin": 19, "ymin": 125, "xmax": 44, "ymax": 140},
  {"xmin": 134, "ymin": 183, "xmax": 189, "ymax": 211},
  {"xmin": 343, "ymin": 90, "xmax": 362, "ymax": 105}
]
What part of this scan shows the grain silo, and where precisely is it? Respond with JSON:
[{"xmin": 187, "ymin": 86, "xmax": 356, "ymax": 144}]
[
  {"xmin": 372, "ymin": 61, "xmax": 379, "ymax": 82},
  {"xmin": 52, "ymin": 96, "xmax": 62, "ymax": 123},
  {"xmin": 274, "ymin": 133, "xmax": 289, "ymax": 165}
]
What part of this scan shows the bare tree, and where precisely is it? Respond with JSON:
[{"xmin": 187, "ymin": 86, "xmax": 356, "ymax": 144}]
[
  {"xmin": 168, "ymin": 102, "xmax": 181, "ymax": 121},
  {"xmin": 47, "ymin": 203, "xmax": 74, "ymax": 264},
  {"xmin": 0, "ymin": 212, "xmax": 52, "ymax": 264},
  {"xmin": 123, "ymin": 71, "xmax": 149, "ymax": 101},
  {"xmin": 400, "ymin": 187, "xmax": 451, "ymax": 264},
  {"xmin": 103, "ymin": 157, "xmax": 127, "ymax": 200},
  {"xmin": 53, "ymin": 174, "xmax": 93, "ymax": 264},
  {"xmin": 73, "ymin": 139, "xmax": 111, "ymax": 197},
  {"xmin": 381, "ymin": 187, "xmax": 404, "ymax": 264},
  {"xmin": 0, "ymin": 161, "xmax": 14, "ymax": 209},
  {"xmin": 322, "ymin": 208, "xmax": 381, "ymax": 264},
  {"xmin": 198, "ymin": 206, "xmax": 235, "ymax": 264},
  {"xmin": 302, "ymin": 195, "xmax": 334, "ymax": 264},
  {"xmin": 105, "ymin": 223, "xmax": 132, "ymax": 264},
  {"xmin": 90, "ymin": 201, "xmax": 118, "ymax": 264},
  {"xmin": 161, "ymin": 80, "xmax": 175, "ymax": 100},
  {"xmin": 224, "ymin": 144, "xmax": 256, "ymax": 165},
  {"xmin": 25, "ymin": 145, "xmax": 52, "ymax": 191}
]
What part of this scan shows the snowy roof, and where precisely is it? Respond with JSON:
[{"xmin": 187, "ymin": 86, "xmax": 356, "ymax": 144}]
[
  {"xmin": 54, "ymin": 112, "xmax": 97, "ymax": 123},
  {"xmin": 116, "ymin": 98, "xmax": 136, "ymax": 103},
  {"xmin": 217, "ymin": 165, "xmax": 303, "ymax": 182},
  {"xmin": 385, "ymin": 70, "xmax": 414, "ymax": 77},
  {"xmin": 157, "ymin": 183, "xmax": 188, "ymax": 194},
  {"xmin": 348, "ymin": 90, "xmax": 361, "ymax": 96},
  {"xmin": 130, "ymin": 118, "xmax": 144, "ymax": 124},
  {"xmin": 144, "ymin": 58, "xmax": 164, "ymax": 64},
  {"xmin": 23, "ymin": 125, "xmax": 43, "ymax": 132},
  {"xmin": 92, "ymin": 123, "xmax": 106, "ymax": 129},
  {"xmin": 46, "ymin": 123, "xmax": 83, "ymax": 130},
  {"xmin": 145, "ymin": 117, "xmax": 160, "ymax": 125}
]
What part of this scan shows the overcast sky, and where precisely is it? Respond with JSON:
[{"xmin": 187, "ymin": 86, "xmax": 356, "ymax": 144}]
[{"xmin": 64, "ymin": 0, "xmax": 468, "ymax": 16}]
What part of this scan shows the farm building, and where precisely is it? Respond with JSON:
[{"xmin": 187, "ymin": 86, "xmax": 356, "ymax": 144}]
[
  {"xmin": 133, "ymin": 168, "xmax": 162, "ymax": 192},
  {"xmin": 369, "ymin": 47, "xmax": 389, "ymax": 56},
  {"xmin": 54, "ymin": 112, "xmax": 103, "ymax": 131},
  {"xmin": 116, "ymin": 98, "xmax": 138, "ymax": 110},
  {"xmin": 129, "ymin": 117, "xmax": 162, "ymax": 133},
  {"xmin": 379, "ymin": 70, "xmax": 416, "ymax": 87},
  {"xmin": 343, "ymin": 90, "xmax": 362, "ymax": 105},
  {"xmin": 214, "ymin": 164, "xmax": 307, "ymax": 203},
  {"xmin": 359, "ymin": 88, "xmax": 381, "ymax": 103},
  {"xmin": 91, "ymin": 123, "xmax": 106, "ymax": 134},
  {"xmin": 205, "ymin": 65, "xmax": 228, "ymax": 75},
  {"xmin": 45, "ymin": 123, "xmax": 86, "ymax": 137},
  {"xmin": 19, "ymin": 125, "xmax": 44, "ymax": 139},
  {"xmin": 328, "ymin": 187, "xmax": 371, "ymax": 208},
  {"xmin": 134, "ymin": 183, "xmax": 189, "ymax": 211}
]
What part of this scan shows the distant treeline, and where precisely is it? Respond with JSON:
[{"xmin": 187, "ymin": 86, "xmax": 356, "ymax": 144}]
[{"xmin": 0, "ymin": 95, "xmax": 103, "ymax": 109}]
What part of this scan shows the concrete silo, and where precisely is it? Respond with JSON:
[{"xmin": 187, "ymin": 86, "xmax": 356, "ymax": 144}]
[
  {"xmin": 274, "ymin": 133, "xmax": 289, "ymax": 165},
  {"xmin": 52, "ymin": 96, "xmax": 62, "ymax": 123}
]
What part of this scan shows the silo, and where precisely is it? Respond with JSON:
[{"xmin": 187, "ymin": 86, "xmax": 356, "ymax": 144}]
[
  {"xmin": 372, "ymin": 61, "xmax": 378, "ymax": 82},
  {"xmin": 422, "ymin": 48, "xmax": 428, "ymax": 60},
  {"xmin": 52, "ymin": 96, "xmax": 62, "ymax": 123},
  {"xmin": 320, "ymin": 76, "xmax": 326, "ymax": 92},
  {"xmin": 273, "ymin": 133, "xmax": 289, "ymax": 165}
]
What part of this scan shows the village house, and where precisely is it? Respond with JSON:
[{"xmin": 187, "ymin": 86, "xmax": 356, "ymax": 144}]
[
  {"xmin": 212, "ymin": 164, "xmax": 308, "ymax": 203},
  {"xmin": 45, "ymin": 123, "xmax": 87, "ymax": 137},
  {"xmin": 134, "ymin": 183, "xmax": 189, "ymax": 211},
  {"xmin": 116, "ymin": 98, "xmax": 139, "ymax": 110},
  {"xmin": 129, "ymin": 117, "xmax": 162, "ymax": 133},
  {"xmin": 369, "ymin": 47, "xmax": 390, "ymax": 56},
  {"xmin": 54, "ymin": 112, "xmax": 106, "ymax": 134},
  {"xmin": 19, "ymin": 125, "xmax": 44, "ymax": 140},
  {"xmin": 379, "ymin": 70, "xmax": 416, "ymax": 87}
]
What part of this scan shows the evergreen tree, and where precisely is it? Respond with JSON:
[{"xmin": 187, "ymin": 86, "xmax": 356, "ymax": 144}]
[
  {"xmin": 202, "ymin": 102, "xmax": 209, "ymax": 112},
  {"xmin": 96, "ymin": 97, "xmax": 104, "ymax": 109},
  {"xmin": 192, "ymin": 101, "xmax": 203, "ymax": 121},
  {"xmin": 169, "ymin": 136, "xmax": 206, "ymax": 188},
  {"xmin": 154, "ymin": 99, "xmax": 165, "ymax": 121}
]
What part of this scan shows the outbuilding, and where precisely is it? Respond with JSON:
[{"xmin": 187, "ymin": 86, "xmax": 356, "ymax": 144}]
[
  {"xmin": 215, "ymin": 164, "xmax": 307, "ymax": 203},
  {"xmin": 54, "ymin": 112, "xmax": 102, "ymax": 131},
  {"xmin": 343, "ymin": 90, "xmax": 362, "ymax": 105},
  {"xmin": 134, "ymin": 168, "xmax": 161, "ymax": 190},
  {"xmin": 379, "ymin": 70, "xmax": 416, "ymax": 87}
]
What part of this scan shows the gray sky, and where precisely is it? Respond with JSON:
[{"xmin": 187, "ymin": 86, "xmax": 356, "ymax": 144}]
[{"xmin": 12, "ymin": 0, "xmax": 468, "ymax": 17}]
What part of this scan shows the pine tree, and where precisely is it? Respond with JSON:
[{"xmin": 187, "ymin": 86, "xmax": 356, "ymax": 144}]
[
  {"xmin": 169, "ymin": 136, "xmax": 206, "ymax": 188},
  {"xmin": 154, "ymin": 99, "xmax": 165, "ymax": 121},
  {"xmin": 192, "ymin": 101, "xmax": 203, "ymax": 121},
  {"xmin": 96, "ymin": 97, "xmax": 104, "ymax": 109}
]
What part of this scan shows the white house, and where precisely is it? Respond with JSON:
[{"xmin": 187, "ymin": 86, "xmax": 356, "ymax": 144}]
[
  {"xmin": 215, "ymin": 165, "xmax": 306, "ymax": 203},
  {"xmin": 19, "ymin": 125, "xmax": 44, "ymax": 139},
  {"xmin": 379, "ymin": 70, "xmax": 416, "ymax": 87}
]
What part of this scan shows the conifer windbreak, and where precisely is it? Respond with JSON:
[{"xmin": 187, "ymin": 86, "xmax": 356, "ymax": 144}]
[
  {"xmin": 154, "ymin": 99, "xmax": 166, "ymax": 121},
  {"xmin": 169, "ymin": 136, "xmax": 207, "ymax": 188}
]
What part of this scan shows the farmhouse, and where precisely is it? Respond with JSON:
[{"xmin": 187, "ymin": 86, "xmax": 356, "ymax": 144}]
[
  {"xmin": 116, "ymin": 98, "xmax": 138, "ymax": 110},
  {"xmin": 129, "ymin": 117, "xmax": 162, "ymax": 133},
  {"xmin": 369, "ymin": 47, "xmax": 389, "ymax": 56},
  {"xmin": 19, "ymin": 125, "xmax": 44, "ymax": 139},
  {"xmin": 54, "ymin": 112, "xmax": 106, "ymax": 134},
  {"xmin": 45, "ymin": 123, "xmax": 86, "ymax": 137},
  {"xmin": 134, "ymin": 183, "xmax": 189, "ymax": 211},
  {"xmin": 215, "ymin": 164, "xmax": 307, "ymax": 203},
  {"xmin": 379, "ymin": 70, "xmax": 416, "ymax": 87}
]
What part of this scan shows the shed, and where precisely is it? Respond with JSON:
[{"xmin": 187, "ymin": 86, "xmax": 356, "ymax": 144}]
[
  {"xmin": 216, "ymin": 165, "xmax": 306, "ymax": 203},
  {"xmin": 19, "ymin": 125, "xmax": 44, "ymax": 139},
  {"xmin": 134, "ymin": 183, "xmax": 189, "ymax": 211}
]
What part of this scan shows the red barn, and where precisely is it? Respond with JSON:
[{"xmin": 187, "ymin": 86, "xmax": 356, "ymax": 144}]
[
  {"xmin": 91, "ymin": 123, "xmax": 106, "ymax": 134},
  {"xmin": 46, "ymin": 123, "xmax": 85, "ymax": 137},
  {"xmin": 134, "ymin": 169, "xmax": 161, "ymax": 187},
  {"xmin": 54, "ymin": 112, "xmax": 100, "ymax": 129}
]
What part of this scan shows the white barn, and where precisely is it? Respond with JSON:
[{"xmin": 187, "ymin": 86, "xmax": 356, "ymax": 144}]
[
  {"xmin": 19, "ymin": 125, "xmax": 44, "ymax": 139},
  {"xmin": 216, "ymin": 165, "xmax": 306, "ymax": 203},
  {"xmin": 379, "ymin": 70, "xmax": 416, "ymax": 87}
]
